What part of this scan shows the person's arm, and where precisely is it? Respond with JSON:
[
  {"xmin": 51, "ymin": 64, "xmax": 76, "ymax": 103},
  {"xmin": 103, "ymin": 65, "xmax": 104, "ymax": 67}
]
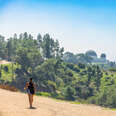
[
  {"xmin": 24, "ymin": 82, "xmax": 29, "ymax": 90},
  {"xmin": 33, "ymin": 83, "xmax": 36, "ymax": 93}
]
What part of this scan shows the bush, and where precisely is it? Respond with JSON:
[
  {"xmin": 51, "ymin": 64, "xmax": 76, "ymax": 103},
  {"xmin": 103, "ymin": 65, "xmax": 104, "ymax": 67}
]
[
  {"xmin": 109, "ymin": 68, "xmax": 116, "ymax": 72},
  {"xmin": 66, "ymin": 70, "xmax": 73, "ymax": 77},
  {"xmin": 4, "ymin": 66, "xmax": 9, "ymax": 72},
  {"xmin": 0, "ymin": 84, "xmax": 18, "ymax": 92},
  {"xmin": 51, "ymin": 92, "xmax": 65, "ymax": 99},
  {"xmin": 96, "ymin": 86, "xmax": 116, "ymax": 108},
  {"xmin": 64, "ymin": 86, "xmax": 76, "ymax": 101},
  {"xmin": 73, "ymin": 66, "xmax": 80, "ymax": 72},
  {"xmin": 66, "ymin": 63, "xmax": 74, "ymax": 70},
  {"xmin": 77, "ymin": 86, "xmax": 92, "ymax": 99},
  {"xmin": 47, "ymin": 80, "xmax": 57, "ymax": 93},
  {"xmin": 87, "ymin": 96, "xmax": 97, "ymax": 104},
  {"xmin": 56, "ymin": 78, "xmax": 64, "ymax": 88},
  {"xmin": 36, "ymin": 92, "xmax": 51, "ymax": 97},
  {"xmin": 78, "ymin": 63, "xmax": 85, "ymax": 69},
  {"xmin": 0, "ymin": 71, "xmax": 1, "ymax": 77}
]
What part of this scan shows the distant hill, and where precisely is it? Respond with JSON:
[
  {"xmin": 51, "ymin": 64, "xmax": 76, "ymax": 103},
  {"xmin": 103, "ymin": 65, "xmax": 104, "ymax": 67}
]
[{"xmin": 63, "ymin": 50, "xmax": 116, "ymax": 69}]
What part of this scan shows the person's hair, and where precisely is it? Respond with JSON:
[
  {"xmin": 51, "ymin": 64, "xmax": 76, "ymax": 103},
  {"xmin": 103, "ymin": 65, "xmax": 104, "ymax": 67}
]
[{"xmin": 30, "ymin": 78, "xmax": 32, "ymax": 81}]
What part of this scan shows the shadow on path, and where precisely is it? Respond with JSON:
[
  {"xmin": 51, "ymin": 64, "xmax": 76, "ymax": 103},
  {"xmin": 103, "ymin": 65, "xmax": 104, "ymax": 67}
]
[{"xmin": 26, "ymin": 107, "xmax": 37, "ymax": 110}]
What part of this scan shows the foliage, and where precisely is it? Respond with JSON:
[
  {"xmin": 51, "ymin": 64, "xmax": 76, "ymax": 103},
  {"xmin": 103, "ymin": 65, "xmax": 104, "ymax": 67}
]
[
  {"xmin": 64, "ymin": 86, "xmax": 76, "ymax": 101},
  {"xmin": 36, "ymin": 92, "xmax": 51, "ymax": 97},
  {"xmin": 109, "ymin": 68, "xmax": 116, "ymax": 72},
  {"xmin": 0, "ymin": 32, "xmax": 116, "ymax": 108},
  {"xmin": 96, "ymin": 86, "xmax": 116, "ymax": 107},
  {"xmin": 4, "ymin": 66, "xmax": 9, "ymax": 72}
]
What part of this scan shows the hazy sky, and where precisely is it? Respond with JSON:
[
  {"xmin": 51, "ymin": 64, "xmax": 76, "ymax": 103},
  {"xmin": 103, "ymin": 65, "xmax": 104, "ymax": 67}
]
[{"xmin": 0, "ymin": 0, "xmax": 116, "ymax": 61}]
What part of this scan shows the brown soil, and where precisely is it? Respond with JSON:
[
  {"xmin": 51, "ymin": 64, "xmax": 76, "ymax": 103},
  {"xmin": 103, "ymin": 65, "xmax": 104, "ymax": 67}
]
[{"xmin": 0, "ymin": 89, "xmax": 116, "ymax": 116}]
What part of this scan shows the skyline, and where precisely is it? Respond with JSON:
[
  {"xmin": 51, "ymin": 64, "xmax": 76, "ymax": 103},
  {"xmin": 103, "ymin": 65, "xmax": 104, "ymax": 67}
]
[{"xmin": 0, "ymin": 0, "xmax": 116, "ymax": 61}]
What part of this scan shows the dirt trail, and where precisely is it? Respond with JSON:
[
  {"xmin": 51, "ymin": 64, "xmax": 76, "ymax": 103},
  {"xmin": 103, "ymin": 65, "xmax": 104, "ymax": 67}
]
[
  {"xmin": 0, "ymin": 60, "xmax": 11, "ymax": 64},
  {"xmin": 0, "ymin": 89, "xmax": 116, "ymax": 116}
]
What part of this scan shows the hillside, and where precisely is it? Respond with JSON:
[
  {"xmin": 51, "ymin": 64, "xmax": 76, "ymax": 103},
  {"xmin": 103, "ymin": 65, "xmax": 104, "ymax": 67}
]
[
  {"xmin": 63, "ymin": 51, "xmax": 116, "ymax": 69},
  {"xmin": 0, "ymin": 33, "xmax": 116, "ymax": 108},
  {"xmin": 0, "ymin": 89, "xmax": 116, "ymax": 116}
]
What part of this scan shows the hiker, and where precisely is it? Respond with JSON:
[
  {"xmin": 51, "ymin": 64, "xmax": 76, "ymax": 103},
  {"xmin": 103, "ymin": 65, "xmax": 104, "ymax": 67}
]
[{"xmin": 24, "ymin": 78, "xmax": 36, "ymax": 108}]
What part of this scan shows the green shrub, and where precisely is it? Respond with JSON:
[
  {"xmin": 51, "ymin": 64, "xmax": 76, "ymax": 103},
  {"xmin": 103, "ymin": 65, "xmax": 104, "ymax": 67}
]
[
  {"xmin": 96, "ymin": 86, "xmax": 116, "ymax": 108},
  {"xmin": 36, "ymin": 92, "xmax": 51, "ymax": 97},
  {"xmin": 47, "ymin": 80, "xmax": 57, "ymax": 93},
  {"xmin": 78, "ymin": 63, "xmax": 85, "ymax": 69},
  {"xmin": 109, "ymin": 68, "xmax": 116, "ymax": 72},
  {"xmin": 51, "ymin": 92, "xmax": 65, "ymax": 99},
  {"xmin": 87, "ymin": 96, "xmax": 97, "ymax": 104},
  {"xmin": 64, "ymin": 86, "xmax": 76, "ymax": 101},
  {"xmin": 4, "ymin": 66, "xmax": 9, "ymax": 72},
  {"xmin": 0, "ymin": 71, "xmax": 1, "ymax": 78}
]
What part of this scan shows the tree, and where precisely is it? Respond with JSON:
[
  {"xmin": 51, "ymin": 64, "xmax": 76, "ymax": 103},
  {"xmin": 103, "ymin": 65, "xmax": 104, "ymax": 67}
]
[
  {"xmin": 6, "ymin": 38, "xmax": 13, "ymax": 61},
  {"xmin": 64, "ymin": 86, "xmax": 76, "ymax": 101},
  {"xmin": 85, "ymin": 50, "xmax": 97, "ymax": 57},
  {"xmin": 37, "ymin": 33, "xmax": 42, "ymax": 49},
  {"xmin": 4, "ymin": 66, "xmax": 8, "ymax": 72},
  {"xmin": 0, "ymin": 35, "xmax": 6, "ymax": 59},
  {"xmin": 15, "ymin": 47, "xmax": 43, "ymax": 77},
  {"xmin": 42, "ymin": 34, "xmax": 64, "ymax": 59},
  {"xmin": 100, "ymin": 53, "xmax": 106, "ymax": 59},
  {"xmin": 97, "ymin": 86, "xmax": 116, "ymax": 107},
  {"xmin": 63, "ymin": 52, "xmax": 77, "ymax": 64}
]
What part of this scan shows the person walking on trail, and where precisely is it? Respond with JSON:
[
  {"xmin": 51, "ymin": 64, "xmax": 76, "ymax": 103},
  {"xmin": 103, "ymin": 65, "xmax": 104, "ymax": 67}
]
[{"xmin": 24, "ymin": 78, "xmax": 36, "ymax": 108}]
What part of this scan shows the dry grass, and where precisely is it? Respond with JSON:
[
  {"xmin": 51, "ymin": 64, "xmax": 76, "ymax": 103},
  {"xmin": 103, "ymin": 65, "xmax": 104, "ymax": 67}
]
[{"xmin": 0, "ymin": 84, "xmax": 18, "ymax": 92}]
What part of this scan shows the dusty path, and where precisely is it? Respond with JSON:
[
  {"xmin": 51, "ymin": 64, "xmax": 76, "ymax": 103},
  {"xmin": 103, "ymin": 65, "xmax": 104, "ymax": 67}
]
[
  {"xmin": 0, "ymin": 60, "xmax": 11, "ymax": 64},
  {"xmin": 0, "ymin": 89, "xmax": 116, "ymax": 116}
]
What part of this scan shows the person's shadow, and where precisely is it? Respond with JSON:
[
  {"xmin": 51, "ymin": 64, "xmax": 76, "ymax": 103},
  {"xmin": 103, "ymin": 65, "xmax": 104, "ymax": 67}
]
[
  {"xmin": 26, "ymin": 107, "xmax": 37, "ymax": 110},
  {"xmin": 30, "ymin": 107, "xmax": 37, "ymax": 109}
]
